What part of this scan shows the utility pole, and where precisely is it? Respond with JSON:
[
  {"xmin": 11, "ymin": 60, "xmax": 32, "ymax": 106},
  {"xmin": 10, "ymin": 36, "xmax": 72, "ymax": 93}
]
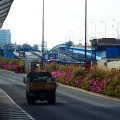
[
  {"xmin": 85, "ymin": 0, "xmax": 87, "ymax": 71},
  {"xmin": 42, "ymin": 0, "xmax": 44, "ymax": 69}
]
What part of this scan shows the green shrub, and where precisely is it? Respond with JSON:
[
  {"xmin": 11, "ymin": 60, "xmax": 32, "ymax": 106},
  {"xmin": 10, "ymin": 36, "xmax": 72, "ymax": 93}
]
[
  {"xmin": 80, "ymin": 79, "xmax": 89, "ymax": 90},
  {"xmin": 86, "ymin": 66, "xmax": 106, "ymax": 81},
  {"xmin": 44, "ymin": 63, "xmax": 59, "ymax": 72},
  {"xmin": 61, "ymin": 74, "xmax": 66, "ymax": 84},
  {"xmin": 113, "ymin": 86, "xmax": 120, "ymax": 97},
  {"xmin": 73, "ymin": 67, "xmax": 85, "ymax": 78},
  {"xmin": 104, "ymin": 85, "xmax": 113, "ymax": 96},
  {"xmin": 58, "ymin": 65, "xmax": 77, "ymax": 74},
  {"xmin": 9, "ymin": 59, "xmax": 19, "ymax": 66},
  {"xmin": 6, "ymin": 65, "xmax": 11, "ymax": 71},
  {"xmin": 70, "ymin": 77, "xmax": 76, "ymax": 87}
]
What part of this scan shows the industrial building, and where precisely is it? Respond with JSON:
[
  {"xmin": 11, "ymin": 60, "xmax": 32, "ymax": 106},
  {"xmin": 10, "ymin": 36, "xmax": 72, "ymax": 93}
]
[{"xmin": 90, "ymin": 38, "xmax": 120, "ymax": 59}]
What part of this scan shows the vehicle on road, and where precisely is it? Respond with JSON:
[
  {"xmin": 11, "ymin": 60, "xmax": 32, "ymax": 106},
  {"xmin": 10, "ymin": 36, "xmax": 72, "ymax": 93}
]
[
  {"xmin": 34, "ymin": 64, "xmax": 42, "ymax": 71},
  {"xmin": 23, "ymin": 72, "xmax": 57, "ymax": 104}
]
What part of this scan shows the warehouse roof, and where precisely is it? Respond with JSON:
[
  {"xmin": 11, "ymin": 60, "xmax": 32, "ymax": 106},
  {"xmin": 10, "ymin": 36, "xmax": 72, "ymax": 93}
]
[{"xmin": 0, "ymin": 0, "xmax": 14, "ymax": 28}]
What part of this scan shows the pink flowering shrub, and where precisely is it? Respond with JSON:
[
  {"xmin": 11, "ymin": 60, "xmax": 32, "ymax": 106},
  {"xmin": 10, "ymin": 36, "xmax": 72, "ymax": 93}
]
[
  {"xmin": 0, "ymin": 63, "xmax": 9, "ymax": 70},
  {"xmin": 0, "ymin": 63, "xmax": 18, "ymax": 71},
  {"xmin": 54, "ymin": 72, "xmax": 66, "ymax": 83},
  {"xmin": 3, "ymin": 64, "xmax": 9, "ymax": 70},
  {"xmin": 50, "ymin": 64, "xmax": 120, "ymax": 98},
  {"xmin": 10, "ymin": 64, "xmax": 18, "ymax": 71},
  {"xmin": 0, "ymin": 57, "xmax": 23, "ymax": 72},
  {"xmin": 0, "ymin": 63, "xmax": 4, "ymax": 69},
  {"xmin": 65, "ymin": 72, "xmax": 72, "ymax": 85}
]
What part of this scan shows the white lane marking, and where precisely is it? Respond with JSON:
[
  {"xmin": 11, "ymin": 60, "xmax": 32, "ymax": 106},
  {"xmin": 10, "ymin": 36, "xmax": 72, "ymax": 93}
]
[
  {"xmin": 84, "ymin": 108, "xmax": 99, "ymax": 115},
  {"xmin": 0, "ymin": 76, "xmax": 26, "ymax": 86},
  {"xmin": 0, "ymin": 76, "xmax": 6, "ymax": 79},
  {"xmin": 8, "ymin": 78, "xmax": 15, "ymax": 81},
  {"xmin": 0, "ymin": 76, "xmax": 16, "ymax": 82},
  {"xmin": 0, "ymin": 95, "xmax": 7, "ymax": 98},
  {"xmin": 18, "ymin": 83, "xmax": 26, "ymax": 86},
  {"xmin": 0, "ymin": 89, "xmax": 35, "ymax": 120}
]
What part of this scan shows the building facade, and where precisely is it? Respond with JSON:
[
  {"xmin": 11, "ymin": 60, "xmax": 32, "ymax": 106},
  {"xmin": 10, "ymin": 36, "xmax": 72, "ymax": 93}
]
[
  {"xmin": 97, "ymin": 58, "xmax": 120, "ymax": 71},
  {"xmin": 90, "ymin": 38, "xmax": 120, "ymax": 60},
  {"xmin": 0, "ymin": 29, "xmax": 11, "ymax": 45}
]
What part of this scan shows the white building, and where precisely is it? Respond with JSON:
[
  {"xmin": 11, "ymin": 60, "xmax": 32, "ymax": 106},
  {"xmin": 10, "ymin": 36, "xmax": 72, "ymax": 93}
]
[
  {"xmin": 97, "ymin": 58, "xmax": 120, "ymax": 71},
  {"xmin": 0, "ymin": 29, "xmax": 11, "ymax": 45}
]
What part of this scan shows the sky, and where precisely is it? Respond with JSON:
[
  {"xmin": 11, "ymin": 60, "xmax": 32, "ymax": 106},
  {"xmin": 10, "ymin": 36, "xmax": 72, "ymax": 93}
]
[{"xmin": 2, "ymin": 0, "xmax": 120, "ymax": 49}]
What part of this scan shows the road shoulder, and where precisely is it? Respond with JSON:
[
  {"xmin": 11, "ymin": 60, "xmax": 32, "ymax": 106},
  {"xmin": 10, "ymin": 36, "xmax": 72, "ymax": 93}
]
[{"xmin": 57, "ymin": 82, "xmax": 120, "ymax": 102}]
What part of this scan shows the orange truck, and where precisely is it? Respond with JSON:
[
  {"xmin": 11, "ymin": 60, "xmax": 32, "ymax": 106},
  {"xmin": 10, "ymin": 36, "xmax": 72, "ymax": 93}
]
[{"xmin": 23, "ymin": 72, "xmax": 57, "ymax": 104}]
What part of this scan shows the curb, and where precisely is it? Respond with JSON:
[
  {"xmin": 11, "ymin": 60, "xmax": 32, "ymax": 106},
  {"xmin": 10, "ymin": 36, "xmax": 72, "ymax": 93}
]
[
  {"xmin": 0, "ymin": 69, "xmax": 27, "ymax": 76},
  {"xmin": 57, "ymin": 83, "xmax": 120, "ymax": 102}
]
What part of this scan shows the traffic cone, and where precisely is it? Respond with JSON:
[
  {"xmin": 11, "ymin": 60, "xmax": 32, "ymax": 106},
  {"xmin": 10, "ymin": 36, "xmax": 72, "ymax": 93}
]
[
  {"xmin": 17, "ymin": 68, "xmax": 18, "ymax": 73},
  {"xmin": 30, "ymin": 69, "xmax": 32, "ymax": 72},
  {"xmin": 21, "ymin": 67, "xmax": 23, "ymax": 73}
]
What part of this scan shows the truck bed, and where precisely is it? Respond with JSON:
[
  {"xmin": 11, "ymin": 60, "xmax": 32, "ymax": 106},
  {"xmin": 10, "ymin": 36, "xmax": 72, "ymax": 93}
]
[{"xmin": 26, "ymin": 82, "xmax": 57, "ymax": 91}]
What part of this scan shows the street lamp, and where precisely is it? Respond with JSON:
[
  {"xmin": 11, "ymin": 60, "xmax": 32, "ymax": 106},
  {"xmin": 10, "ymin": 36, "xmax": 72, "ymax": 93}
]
[
  {"xmin": 70, "ymin": 31, "xmax": 74, "ymax": 44},
  {"xmin": 101, "ymin": 21, "xmax": 106, "ymax": 38},
  {"xmin": 113, "ymin": 19, "xmax": 119, "ymax": 39},
  {"xmin": 91, "ymin": 22, "xmax": 96, "ymax": 38},
  {"xmin": 76, "ymin": 27, "xmax": 81, "ymax": 45},
  {"xmin": 65, "ymin": 37, "xmax": 66, "ymax": 43}
]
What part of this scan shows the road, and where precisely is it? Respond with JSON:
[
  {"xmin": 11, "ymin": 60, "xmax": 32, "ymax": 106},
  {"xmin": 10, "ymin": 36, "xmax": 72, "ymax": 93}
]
[{"xmin": 0, "ymin": 69, "xmax": 120, "ymax": 120}]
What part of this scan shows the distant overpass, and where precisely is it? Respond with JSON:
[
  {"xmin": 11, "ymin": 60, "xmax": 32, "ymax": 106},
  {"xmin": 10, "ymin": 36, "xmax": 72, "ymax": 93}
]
[{"xmin": 48, "ymin": 44, "xmax": 97, "ymax": 63}]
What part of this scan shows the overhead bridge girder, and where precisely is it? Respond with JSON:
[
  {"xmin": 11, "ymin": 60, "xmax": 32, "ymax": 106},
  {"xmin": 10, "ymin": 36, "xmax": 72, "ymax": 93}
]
[{"xmin": 0, "ymin": 0, "xmax": 14, "ymax": 28}]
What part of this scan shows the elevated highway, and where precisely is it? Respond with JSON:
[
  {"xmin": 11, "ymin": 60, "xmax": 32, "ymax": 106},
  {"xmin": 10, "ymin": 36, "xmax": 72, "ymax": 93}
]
[{"xmin": 48, "ymin": 44, "xmax": 96, "ymax": 63}]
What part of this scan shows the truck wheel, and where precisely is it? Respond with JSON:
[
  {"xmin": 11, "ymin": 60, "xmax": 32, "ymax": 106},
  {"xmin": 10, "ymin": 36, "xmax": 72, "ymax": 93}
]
[
  {"xmin": 52, "ymin": 96, "xmax": 56, "ymax": 104},
  {"xmin": 48, "ymin": 92, "xmax": 56, "ymax": 104},
  {"xmin": 32, "ymin": 100, "xmax": 35, "ymax": 104},
  {"xmin": 27, "ymin": 98, "xmax": 31, "ymax": 105}
]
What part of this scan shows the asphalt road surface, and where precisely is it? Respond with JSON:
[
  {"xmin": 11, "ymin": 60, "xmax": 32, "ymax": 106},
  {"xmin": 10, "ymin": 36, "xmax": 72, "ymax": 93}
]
[{"xmin": 0, "ymin": 69, "xmax": 120, "ymax": 120}]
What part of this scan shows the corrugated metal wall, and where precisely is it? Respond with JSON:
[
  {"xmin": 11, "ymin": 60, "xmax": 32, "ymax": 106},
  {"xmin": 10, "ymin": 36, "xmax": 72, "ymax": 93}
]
[
  {"xmin": 106, "ymin": 48, "xmax": 120, "ymax": 58},
  {"xmin": 3, "ymin": 49, "xmax": 14, "ymax": 58}
]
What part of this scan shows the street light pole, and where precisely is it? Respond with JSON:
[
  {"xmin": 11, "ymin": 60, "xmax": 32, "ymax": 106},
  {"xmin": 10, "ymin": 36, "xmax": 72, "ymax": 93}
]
[
  {"xmin": 70, "ymin": 31, "xmax": 74, "ymax": 44},
  {"xmin": 113, "ymin": 19, "xmax": 119, "ymax": 39},
  {"xmin": 105, "ymin": 22, "xmax": 106, "ymax": 38},
  {"xmin": 85, "ymin": 0, "xmax": 87, "ymax": 70},
  {"xmin": 92, "ymin": 22, "xmax": 96, "ymax": 38},
  {"xmin": 42, "ymin": 0, "xmax": 44, "ymax": 69},
  {"xmin": 101, "ymin": 21, "xmax": 106, "ymax": 38},
  {"xmin": 117, "ymin": 21, "xmax": 119, "ymax": 39},
  {"xmin": 76, "ymin": 27, "xmax": 81, "ymax": 45}
]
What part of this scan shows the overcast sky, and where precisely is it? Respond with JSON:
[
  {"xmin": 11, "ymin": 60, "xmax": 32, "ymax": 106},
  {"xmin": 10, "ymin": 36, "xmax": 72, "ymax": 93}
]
[{"xmin": 2, "ymin": 0, "xmax": 120, "ymax": 49}]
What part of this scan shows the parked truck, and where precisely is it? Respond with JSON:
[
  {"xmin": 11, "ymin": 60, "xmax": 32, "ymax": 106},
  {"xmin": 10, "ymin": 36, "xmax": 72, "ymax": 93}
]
[{"xmin": 23, "ymin": 72, "xmax": 57, "ymax": 104}]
